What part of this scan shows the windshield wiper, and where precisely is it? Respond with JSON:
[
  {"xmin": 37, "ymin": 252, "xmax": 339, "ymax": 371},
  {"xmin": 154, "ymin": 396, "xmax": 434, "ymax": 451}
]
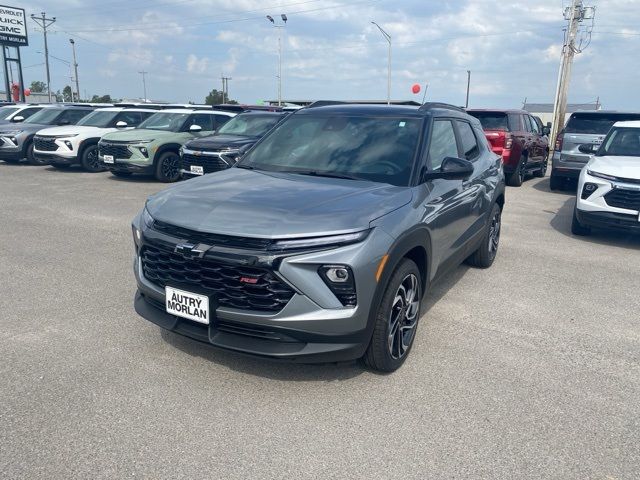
[{"xmin": 285, "ymin": 170, "xmax": 366, "ymax": 181}]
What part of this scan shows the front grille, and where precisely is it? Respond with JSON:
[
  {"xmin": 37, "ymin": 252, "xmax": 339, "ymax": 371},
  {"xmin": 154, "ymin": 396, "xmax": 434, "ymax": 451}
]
[
  {"xmin": 141, "ymin": 242, "xmax": 295, "ymax": 312},
  {"xmin": 604, "ymin": 188, "xmax": 640, "ymax": 211},
  {"xmin": 152, "ymin": 220, "xmax": 272, "ymax": 250},
  {"xmin": 182, "ymin": 152, "xmax": 232, "ymax": 174},
  {"xmin": 34, "ymin": 136, "xmax": 58, "ymax": 151},
  {"xmin": 99, "ymin": 142, "xmax": 132, "ymax": 159}
]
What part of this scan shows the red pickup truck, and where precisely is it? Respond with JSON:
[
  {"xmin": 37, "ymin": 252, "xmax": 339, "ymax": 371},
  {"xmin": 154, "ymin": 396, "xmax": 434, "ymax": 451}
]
[{"xmin": 467, "ymin": 109, "xmax": 550, "ymax": 186}]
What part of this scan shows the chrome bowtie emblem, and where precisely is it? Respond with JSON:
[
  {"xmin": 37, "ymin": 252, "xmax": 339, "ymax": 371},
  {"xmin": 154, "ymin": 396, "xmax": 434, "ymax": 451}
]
[{"xmin": 174, "ymin": 243, "xmax": 206, "ymax": 259}]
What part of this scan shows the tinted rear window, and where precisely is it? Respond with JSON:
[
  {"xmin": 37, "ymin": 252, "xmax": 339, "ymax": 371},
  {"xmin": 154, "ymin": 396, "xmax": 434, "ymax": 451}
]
[
  {"xmin": 565, "ymin": 113, "xmax": 640, "ymax": 134},
  {"xmin": 467, "ymin": 112, "xmax": 508, "ymax": 130}
]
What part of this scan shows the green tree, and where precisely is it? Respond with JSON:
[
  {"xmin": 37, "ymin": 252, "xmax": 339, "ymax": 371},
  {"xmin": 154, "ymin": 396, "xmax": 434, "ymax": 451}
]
[
  {"xmin": 204, "ymin": 88, "xmax": 238, "ymax": 105},
  {"xmin": 90, "ymin": 94, "xmax": 114, "ymax": 103},
  {"xmin": 29, "ymin": 80, "xmax": 46, "ymax": 93},
  {"xmin": 62, "ymin": 85, "xmax": 73, "ymax": 102}
]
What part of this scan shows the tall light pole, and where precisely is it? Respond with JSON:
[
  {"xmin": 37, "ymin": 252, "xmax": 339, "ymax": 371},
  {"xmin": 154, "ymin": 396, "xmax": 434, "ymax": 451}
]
[
  {"xmin": 266, "ymin": 14, "xmax": 287, "ymax": 106},
  {"xmin": 30, "ymin": 12, "xmax": 56, "ymax": 103},
  {"xmin": 465, "ymin": 70, "xmax": 471, "ymax": 108},
  {"xmin": 69, "ymin": 39, "xmax": 80, "ymax": 102},
  {"xmin": 371, "ymin": 21, "xmax": 391, "ymax": 105},
  {"xmin": 138, "ymin": 71, "xmax": 148, "ymax": 101}
]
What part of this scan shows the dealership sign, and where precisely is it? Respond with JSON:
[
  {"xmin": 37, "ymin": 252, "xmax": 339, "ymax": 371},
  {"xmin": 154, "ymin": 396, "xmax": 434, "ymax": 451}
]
[{"xmin": 0, "ymin": 5, "xmax": 27, "ymax": 46}]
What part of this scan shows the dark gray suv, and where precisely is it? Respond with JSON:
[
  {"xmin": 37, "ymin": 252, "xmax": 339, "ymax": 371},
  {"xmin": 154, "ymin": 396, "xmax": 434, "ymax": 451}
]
[{"xmin": 132, "ymin": 102, "xmax": 505, "ymax": 372}]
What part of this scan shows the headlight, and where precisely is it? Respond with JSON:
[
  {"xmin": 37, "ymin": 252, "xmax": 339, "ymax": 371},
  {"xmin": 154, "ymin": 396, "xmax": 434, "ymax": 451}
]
[
  {"xmin": 269, "ymin": 229, "xmax": 371, "ymax": 251},
  {"xmin": 142, "ymin": 207, "xmax": 154, "ymax": 228},
  {"xmin": 135, "ymin": 139, "xmax": 155, "ymax": 144},
  {"xmin": 133, "ymin": 207, "xmax": 154, "ymax": 248},
  {"xmin": 587, "ymin": 170, "xmax": 616, "ymax": 181},
  {"xmin": 1, "ymin": 130, "xmax": 22, "ymax": 136}
]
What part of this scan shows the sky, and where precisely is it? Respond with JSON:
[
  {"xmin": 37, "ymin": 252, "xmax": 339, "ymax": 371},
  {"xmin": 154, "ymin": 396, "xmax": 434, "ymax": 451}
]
[{"xmin": 10, "ymin": 0, "xmax": 640, "ymax": 108}]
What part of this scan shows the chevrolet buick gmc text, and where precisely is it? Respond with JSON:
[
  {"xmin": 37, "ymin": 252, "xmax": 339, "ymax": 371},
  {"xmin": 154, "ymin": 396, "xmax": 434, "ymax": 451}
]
[{"xmin": 131, "ymin": 103, "xmax": 506, "ymax": 372}]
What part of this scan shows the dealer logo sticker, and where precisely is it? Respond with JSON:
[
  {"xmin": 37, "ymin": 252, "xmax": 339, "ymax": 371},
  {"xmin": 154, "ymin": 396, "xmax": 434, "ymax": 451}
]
[{"xmin": 165, "ymin": 286, "xmax": 209, "ymax": 324}]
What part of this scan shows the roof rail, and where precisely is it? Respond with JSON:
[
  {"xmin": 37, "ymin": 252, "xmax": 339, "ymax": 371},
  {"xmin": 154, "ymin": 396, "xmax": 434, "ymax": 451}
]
[
  {"xmin": 418, "ymin": 102, "xmax": 466, "ymax": 113},
  {"xmin": 305, "ymin": 100, "xmax": 348, "ymax": 109}
]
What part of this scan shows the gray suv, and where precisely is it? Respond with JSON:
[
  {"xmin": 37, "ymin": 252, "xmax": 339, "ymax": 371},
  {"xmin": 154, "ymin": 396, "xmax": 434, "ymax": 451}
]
[{"xmin": 132, "ymin": 102, "xmax": 505, "ymax": 372}]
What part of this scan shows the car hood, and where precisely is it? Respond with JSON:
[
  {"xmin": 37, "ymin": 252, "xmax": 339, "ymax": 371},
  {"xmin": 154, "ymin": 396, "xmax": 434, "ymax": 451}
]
[
  {"xmin": 185, "ymin": 134, "xmax": 256, "ymax": 151},
  {"xmin": 146, "ymin": 167, "xmax": 413, "ymax": 238},
  {"xmin": 0, "ymin": 122, "xmax": 47, "ymax": 134},
  {"xmin": 587, "ymin": 155, "xmax": 640, "ymax": 179},
  {"xmin": 102, "ymin": 128, "xmax": 171, "ymax": 142},
  {"xmin": 35, "ymin": 125, "xmax": 105, "ymax": 137}
]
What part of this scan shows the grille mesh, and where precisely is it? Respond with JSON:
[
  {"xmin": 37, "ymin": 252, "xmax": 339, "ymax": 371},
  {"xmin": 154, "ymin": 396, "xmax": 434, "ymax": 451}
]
[
  {"xmin": 34, "ymin": 136, "xmax": 58, "ymax": 152},
  {"xmin": 99, "ymin": 142, "xmax": 132, "ymax": 159},
  {"xmin": 604, "ymin": 189, "xmax": 640, "ymax": 211}
]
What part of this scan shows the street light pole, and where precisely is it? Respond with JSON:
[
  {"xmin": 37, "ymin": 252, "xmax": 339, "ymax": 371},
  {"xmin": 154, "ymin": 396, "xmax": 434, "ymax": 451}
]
[
  {"xmin": 371, "ymin": 21, "xmax": 391, "ymax": 105},
  {"xmin": 30, "ymin": 12, "xmax": 56, "ymax": 103},
  {"xmin": 138, "ymin": 71, "xmax": 148, "ymax": 101},
  {"xmin": 465, "ymin": 70, "xmax": 471, "ymax": 108},
  {"xmin": 267, "ymin": 14, "xmax": 287, "ymax": 106},
  {"xmin": 69, "ymin": 39, "xmax": 80, "ymax": 102}
]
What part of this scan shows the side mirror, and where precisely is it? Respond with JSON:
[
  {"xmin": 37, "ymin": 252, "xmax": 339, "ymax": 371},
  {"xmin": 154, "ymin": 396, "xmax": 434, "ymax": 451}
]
[
  {"xmin": 57, "ymin": 119, "xmax": 70, "ymax": 126},
  {"xmin": 11, "ymin": 115, "xmax": 24, "ymax": 123},
  {"xmin": 422, "ymin": 157, "xmax": 474, "ymax": 181},
  {"xmin": 578, "ymin": 143, "xmax": 597, "ymax": 154},
  {"xmin": 189, "ymin": 124, "xmax": 202, "ymax": 132},
  {"xmin": 542, "ymin": 126, "xmax": 551, "ymax": 136},
  {"xmin": 115, "ymin": 121, "xmax": 128, "ymax": 128}
]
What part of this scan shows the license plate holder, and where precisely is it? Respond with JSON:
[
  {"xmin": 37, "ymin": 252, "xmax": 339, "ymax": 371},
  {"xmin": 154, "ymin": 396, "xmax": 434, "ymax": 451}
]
[
  {"xmin": 165, "ymin": 286, "xmax": 210, "ymax": 324},
  {"xmin": 103, "ymin": 154, "xmax": 114, "ymax": 164},
  {"xmin": 190, "ymin": 165, "xmax": 204, "ymax": 175}
]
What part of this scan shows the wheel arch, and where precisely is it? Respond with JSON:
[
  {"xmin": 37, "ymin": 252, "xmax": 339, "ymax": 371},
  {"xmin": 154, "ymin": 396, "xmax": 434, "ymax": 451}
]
[
  {"xmin": 153, "ymin": 143, "xmax": 182, "ymax": 165},
  {"xmin": 78, "ymin": 137, "xmax": 100, "ymax": 160}
]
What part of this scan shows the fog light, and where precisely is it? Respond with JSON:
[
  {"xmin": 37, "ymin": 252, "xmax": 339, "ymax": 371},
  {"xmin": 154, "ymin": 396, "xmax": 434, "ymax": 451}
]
[
  {"xmin": 8, "ymin": 136, "xmax": 16, "ymax": 144},
  {"xmin": 319, "ymin": 265, "xmax": 356, "ymax": 307},
  {"xmin": 581, "ymin": 182, "xmax": 599, "ymax": 199},
  {"xmin": 139, "ymin": 147, "xmax": 148, "ymax": 157},
  {"xmin": 64, "ymin": 141, "xmax": 73, "ymax": 150}
]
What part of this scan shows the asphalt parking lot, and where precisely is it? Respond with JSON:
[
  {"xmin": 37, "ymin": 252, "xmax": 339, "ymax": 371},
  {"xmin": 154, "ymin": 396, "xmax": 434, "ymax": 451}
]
[{"xmin": 1, "ymin": 163, "xmax": 639, "ymax": 480}]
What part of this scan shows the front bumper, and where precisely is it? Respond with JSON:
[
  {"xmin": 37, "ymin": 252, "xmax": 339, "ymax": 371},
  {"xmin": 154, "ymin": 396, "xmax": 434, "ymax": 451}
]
[
  {"xmin": 102, "ymin": 159, "xmax": 153, "ymax": 174},
  {"xmin": 36, "ymin": 152, "xmax": 78, "ymax": 165},
  {"xmin": 0, "ymin": 145, "xmax": 23, "ymax": 161},
  {"xmin": 576, "ymin": 209, "xmax": 640, "ymax": 233},
  {"xmin": 131, "ymin": 223, "xmax": 393, "ymax": 362}
]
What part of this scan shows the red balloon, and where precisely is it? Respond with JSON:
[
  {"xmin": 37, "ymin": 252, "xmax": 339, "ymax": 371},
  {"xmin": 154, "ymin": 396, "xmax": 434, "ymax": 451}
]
[
  {"xmin": 24, "ymin": 88, "xmax": 31, "ymax": 96},
  {"xmin": 411, "ymin": 84, "xmax": 421, "ymax": 94}
]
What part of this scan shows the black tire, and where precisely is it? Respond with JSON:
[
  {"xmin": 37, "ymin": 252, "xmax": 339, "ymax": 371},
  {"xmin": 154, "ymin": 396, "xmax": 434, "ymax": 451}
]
[
  {"xmin": 466, "ymin": 203, "xmax": 502, "ymax": 269},
  {"xmin": 363, "ymin": 258, "xmax": 422, "ymax": 373},
  {"xmin": 534, "ymin": 154, "xmax": 548, "ymax": 178},
  {"xmin": 571, "ymin": 207, "xmax": 591, "ymax": 236},
  {"xmin": 26, "ymin": 142, "xmax": 47, "ymax": 165},
  {"xmin": 506, "ymin": 155, "xmax": 525, "ymax": 187},
  {"xmin": 80, "ymin": 144, "xmax": 104, "ymax": 173},
  {"xmin": 50, "ymin": 164, "xmax": 70, "ymax": 170},
  {"xmin": 549, "ymin": 173, "xmax": 563, "ymax": 191},
  {"xmin": 154, "ymin": 151, "xmax": 181, "ymax": 182},
  {"xmin": 110, "ymin": 171, "xmax": 132, "ymax": 178}
]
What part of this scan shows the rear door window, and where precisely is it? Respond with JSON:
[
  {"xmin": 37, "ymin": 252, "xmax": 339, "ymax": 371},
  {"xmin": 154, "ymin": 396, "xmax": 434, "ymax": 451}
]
[
  {"xmin": 19, "ymin": 107, "xmax": 42, "ymax": 119},
  {"xmin": 455, "ymin": 120, "xmax": 480, "ymax": 160},
  {"xmin": 117, "ymin": 111, "xmax": 146, "ymax": 126},
  {"xmin": 428, "ymin": 120, "xmax": 458, "ymax": 170},
  {"xmin": 61, "ymin": 109, "xmax": 92, "ymax": 124},
  {"xmin": 565, "ymin": 113, "xmax": 640, "ymax": 134},
  {"xmin": 186, "ymin": 113, "xmax": 214, "ymax": 132},
  {"xmin": 527, "ymin": 116, "xmax": 540, "ymax": 134}
]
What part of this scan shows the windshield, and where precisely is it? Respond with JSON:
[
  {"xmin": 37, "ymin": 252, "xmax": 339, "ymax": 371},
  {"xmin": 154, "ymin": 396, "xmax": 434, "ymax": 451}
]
[
  {"xmin": 217, "ymin": 114, "xmax": 281, "ymax": 137},
  {"xmin": 138, "ymin": 112, "xmax": 188, "ymax": 131},
  {"xmin": 24, "ymin": 108, "xmax": 63, "ymax": 125},
  {"xmin": 565, "ymin": 113, "xmax": 640, "ymax": 135},
  {"xmin": 468, "ymin": 112, "xmax": 508, "ymax": 130},
  {"xmin": 0, "ymin": 106, "xmax": 20, "ymax": 119},
  {"xmin": 77, "ymin": 110, "xmax": 119, "ymax": 127},
  {"xmin": 597, "ymin": 127, "xmax": 640, "ymax": 157},
  {"xmin": 238, "ymin": 114, "xmax": 422, "ymax": 186}
]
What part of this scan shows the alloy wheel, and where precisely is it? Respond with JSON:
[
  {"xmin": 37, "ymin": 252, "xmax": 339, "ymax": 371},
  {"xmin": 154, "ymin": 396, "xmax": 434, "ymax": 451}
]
[
  {"xmin": 387, "ymin": 273, "xmax": 421, "ymax": 360},
  {"xmin": 161, "ymin": 154, "xmax": 180, "ymax": 180},
  {"xmin": 488, "ymin": 209, "xmax": 501, "ymax": 257},
  {"xmin": 86, "ymin": 149, "xmax": 102, "ymax": 171}
]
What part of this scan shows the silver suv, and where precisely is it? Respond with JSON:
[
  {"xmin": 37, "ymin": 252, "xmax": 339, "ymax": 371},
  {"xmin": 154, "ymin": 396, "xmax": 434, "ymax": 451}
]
[{"xmin": 131, "ymin": 102, "xmax": 505, "ymax": 372}]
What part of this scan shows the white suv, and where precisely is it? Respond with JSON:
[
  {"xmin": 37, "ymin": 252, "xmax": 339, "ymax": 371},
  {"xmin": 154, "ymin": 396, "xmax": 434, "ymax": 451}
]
[
  {"xmin": 573, "ymin": 120, "xmax": 640, "ymax": 235},
  {"xmin": 33, "ymin": 107, "xmax": 157, "ymax": 172}
]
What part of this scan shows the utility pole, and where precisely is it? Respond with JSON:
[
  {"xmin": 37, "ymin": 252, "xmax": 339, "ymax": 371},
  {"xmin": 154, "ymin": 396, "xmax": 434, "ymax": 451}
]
[
  {"xmin": 371, "ymin": 21, "xmax": 391, "ymax": 105},
  {"xmin": 30, "ymin": 12, "xmax": 56, "ymax": 103},
  {"xmin": 221, "ymin": 76, "xmax": 231, "ymax": 103},
  {"xmin": 465, "ymin": 70, "xmax": 471, "ymax": 108},
  {"xmin": 266, "ymin": 15, "xmax": 287, "ymax": 106},
  {"xmin": 550, "ymin": 0, "xmax": 595, "ymax": 150},
  {"xmin": 69, "ymin": 39, "xmax": 80, "ymax": 102},
  {"xmin": 138, "ymin": 71, "xmax": 148, "ymax": 101}
]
